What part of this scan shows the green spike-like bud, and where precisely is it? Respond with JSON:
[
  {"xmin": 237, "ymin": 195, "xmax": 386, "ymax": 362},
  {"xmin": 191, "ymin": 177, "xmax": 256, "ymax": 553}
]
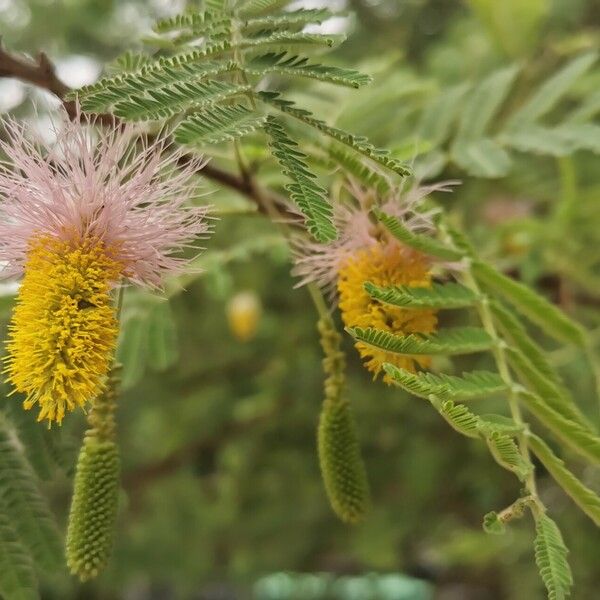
[
  {"xmin": 66, "ymin": 367, "xmax": 121, "ymax": 581},
  {"xmin": 65, "ymin": 437, "xmax": 120, "ymax": 581},
  {"xmin": 317, "ymin": 318, "xmax": 370, "ymax": 524}
]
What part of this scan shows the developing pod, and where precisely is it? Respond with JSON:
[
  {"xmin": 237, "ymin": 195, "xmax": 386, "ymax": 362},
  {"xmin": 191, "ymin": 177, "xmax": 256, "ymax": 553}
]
[{"xmin": 65, "ymin": 436, "xmax": 120, "ymax": 581}]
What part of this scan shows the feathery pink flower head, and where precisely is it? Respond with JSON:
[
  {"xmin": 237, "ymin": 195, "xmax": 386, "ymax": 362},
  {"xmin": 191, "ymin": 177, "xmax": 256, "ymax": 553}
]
[
  {"xmin": 0, "ymin": 111, "xmax": 211, "ymax": 288},
  {"xmin": 292, "ymin": 179, "xmax": 456, "ymax": 294}
]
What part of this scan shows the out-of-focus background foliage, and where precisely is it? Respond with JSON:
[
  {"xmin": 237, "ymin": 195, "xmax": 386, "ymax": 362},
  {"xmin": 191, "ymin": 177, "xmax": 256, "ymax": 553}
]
[{"xmin": 0, "ymin": 0, "xmax": 599, "ymax": 598}]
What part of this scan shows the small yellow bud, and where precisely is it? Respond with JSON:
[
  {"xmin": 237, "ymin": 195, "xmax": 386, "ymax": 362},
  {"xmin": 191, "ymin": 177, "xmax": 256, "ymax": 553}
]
[{"xmin": 226, "ymin": 291, "xmax": 262, "ymax": 342}]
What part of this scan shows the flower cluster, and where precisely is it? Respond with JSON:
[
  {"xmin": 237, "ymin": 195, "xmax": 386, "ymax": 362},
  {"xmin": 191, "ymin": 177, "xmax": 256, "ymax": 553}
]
[
  {"xmin": 0, "ymin": 113, "xmax": 211, "ymax": 423},
  {"xmin": 294, "ymin": 181, "xmax": 454, "ymax": 382}
]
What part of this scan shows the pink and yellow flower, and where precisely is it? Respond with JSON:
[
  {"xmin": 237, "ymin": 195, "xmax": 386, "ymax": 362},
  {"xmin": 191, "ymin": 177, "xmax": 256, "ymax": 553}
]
[
  {"xmin": 294, "ymin": 180, "xmax": 455, "ymax": 382},
  {"xmin": 0, "ymin": 112, "xmax": 211, "ymax": 423}
]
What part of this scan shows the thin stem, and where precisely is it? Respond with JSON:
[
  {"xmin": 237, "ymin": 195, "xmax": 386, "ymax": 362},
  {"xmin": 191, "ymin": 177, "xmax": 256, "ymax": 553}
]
[
  {"xmin": 308, "ymin": 283, "xmax": 331, "ymax": 322},
  {"xmin": 460, "ymin": 265, "xmax": 538, "ymax": 497}
]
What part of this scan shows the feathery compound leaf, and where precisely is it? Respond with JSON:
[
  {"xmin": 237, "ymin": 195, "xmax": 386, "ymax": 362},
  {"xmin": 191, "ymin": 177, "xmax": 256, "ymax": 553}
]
[
  {"xmin": 0, "ymin": 512, "xmax": 37, "ymax": 600},
  {"xmin": 240, "ymin": 32, "xmax": 345, "ymax": 52},
  {"xmin": 518, "ymin": 390, "xmax": 600, "ymax": 466},
  {"xmin": 373, "ymin": 210, "xmax": 464, "ymax": 260},
  {"xmin": 264, "ymin": 116, "xmax": 336, "ymax": 242},
  {"xmin": 472, "ymin": 261, "xmax": 586, "ymax": 346},
  {"xmin": 260, "ymin": 91, "xmax": 410, "ymax": 176},
  {"xmin": 153, "ymin": 10, "xmax": 230, "ymax": 34},
  {"xmin": 348, "ymin": 326, "xmax": 493, "ymax": 356},
  {"xmin": 432, "ymin": 399, "xmax": 480, "ymax": 438},
  {"xmin": 238, "ymin": 0, "xmax": 291, "ymax": 17},
  {"xmin": 242, "ymin": 9, "xmax": 333, "ymax": 33},
  {"xmin": 507, "ymin": 52, "xmax": 597, "ymax": 130},
  {"xmin": 490, "ymin": 301, "xmax": 564, "ymax": 389},
  {"xmin": 365, "ymin": 281, "xmax": 477, "ymax": 309},
  {"xmin": 529, "ymin": 435, "xmax": 600, "ymax": 527},
  {"xmin": 174, "ymin": 103, "xmax": 267, "ymax": 146},
  {"xmin": 506, "ymin": 347, "xmax": 592, "ymax": 429},
  {"xmin": 113, "ymin": 79, "xmax": 251, "ymax": 121},
  {"xmin": 247, "ymin": 53, "xmax": 371, "ymax": 88},
  {"xmin": 66, "ymin": 438, "xmax": 120, "ymax": 582},
  {"xmin": 383, "ymin": 364, "xmax": 507, "ymax": 401},
  {"xmin": 106, "ymin": 51, "xmax": 150, "ymax": 74},
  {"xmin": 485, "ymin": 431, "xmax": 532, "ymax": 481},
  {"xmin": 76, "ymin": 56, "xmax": 237, "ymax": 112},
  {"xmin": 327, "ymin": 144, "xmax": 392, "ymax": 195},
  {"xmin": 534, "ymin": 513, "xmax": 573, "ymax": 600},
  {"xmin": 429, "ymin": 399, "xmax": 531, "ymax": 478},
  {"xmin": 0, "ymin": 417, "xmax": 63, "ymax": 573}
]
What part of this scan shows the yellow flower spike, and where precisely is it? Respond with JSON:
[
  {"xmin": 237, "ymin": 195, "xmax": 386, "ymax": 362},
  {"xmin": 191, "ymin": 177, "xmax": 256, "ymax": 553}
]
[
  {"xmin": 4, "ymin": 236, "xmax": 122, "ymax": 424},
  {"xmin": 337, "ymin": 243, "xmax": 437, "ymax": 382}
]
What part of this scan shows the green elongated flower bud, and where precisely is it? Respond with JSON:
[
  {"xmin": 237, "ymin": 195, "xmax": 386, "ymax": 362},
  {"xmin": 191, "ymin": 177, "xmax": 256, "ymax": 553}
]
[
  {"xmin": 317, "ymin": 318, "xmax": 370, "ymax": 524},
  {"xmin": 66, "ymin": 437, "xmax": 120, "ymax": 581},
  {"xmin": 66, "ymin": 367, "xmax": 121, "ymax": 581}
]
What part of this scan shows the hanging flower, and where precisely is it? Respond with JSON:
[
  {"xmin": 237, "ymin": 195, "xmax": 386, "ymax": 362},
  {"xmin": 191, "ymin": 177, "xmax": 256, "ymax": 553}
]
[
  {"xmin": 0, "ymin": 113, "xmax": 211, "ymax": 423},
  {"xmin": 294, "ymin": 180, "xmax": 454, "ymax": 382}
]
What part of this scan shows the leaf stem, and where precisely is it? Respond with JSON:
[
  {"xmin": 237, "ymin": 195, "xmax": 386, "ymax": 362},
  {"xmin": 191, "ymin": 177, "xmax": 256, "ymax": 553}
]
[{"xmin": 460, "ymin": 265, "xmax": 538, "ymax": 497}]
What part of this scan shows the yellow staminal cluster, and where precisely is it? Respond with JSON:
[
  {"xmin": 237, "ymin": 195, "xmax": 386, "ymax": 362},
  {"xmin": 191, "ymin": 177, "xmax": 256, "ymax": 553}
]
[
  {"xmin": 5, "ymin": 236, "xmax": 122, "ymax": 424},
  {"xmin": 337, "ymin": 243, "xmax": 437, "ymax": 383}
]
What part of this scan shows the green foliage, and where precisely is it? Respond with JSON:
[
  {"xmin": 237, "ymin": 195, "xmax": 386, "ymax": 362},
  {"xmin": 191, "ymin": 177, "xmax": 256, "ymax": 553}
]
[
  {"xmin": 534, "ymin": 513, "xmax": 573, "ymax": 600},
  {"xmin": 0, "ymin": 513, "xmax": 37, "ymax": 600},
  {"xmin": 472, "ymin": 262, "xmax": 586, "ymax": 346},
  {"xmin": 264, "ymin": 116, "xmax": 336, "ymax": 242},
  {"xmin": 262, "ymin": 92, "xmax": 410, "ymax": 176},
  {"xmin": 416, "ymin": 52, "xmax": 599, "ymax": 177},
  {"xmin": 529, "ymin": 436, "xmax": 600, "ymax": 527},
  {"xmin": 66, "ymin": 437, "xmax": 120, "ymax": 582},
  {"xmin": 0, "ymin": 416, "xmax": 63, "ymax": 574},
  {"xmin": 247, "ymin": 53, "xmax": 371, "ymax": 88},
  {"xmin": 349, "ymin": 326, "xmax": 494, "ymax": 356},
  {"xmin": 365, "ymin": 281, "xmax": 477, "ymax": 309},
  {"xmin": 383, "ymin": 364, "xmax": 507, "ymax": 402},
  {"xmin": 518, "ymin": 390, "xmax": 600, "ymax": 465},
  {"xmin": 373, "ymin": 210, "xmax": 463, "ymax": 260},
  {"xmin": 174, "ymin": 103, "xmax": 268, "ymax": 146}
]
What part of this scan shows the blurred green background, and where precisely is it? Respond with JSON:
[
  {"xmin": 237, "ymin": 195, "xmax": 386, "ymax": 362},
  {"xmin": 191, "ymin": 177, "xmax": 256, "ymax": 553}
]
[{"xmin": 0, "ymin": 0, "xmax": 599, "ymax": 598}]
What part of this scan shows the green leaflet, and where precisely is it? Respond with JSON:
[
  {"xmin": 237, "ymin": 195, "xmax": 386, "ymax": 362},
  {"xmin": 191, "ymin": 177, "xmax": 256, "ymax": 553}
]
[
  {"xmin": 519, "ymin": 390, "xmax": 600, "ymax": 465},
  {"xmin": 77, "ymin": 58, "xmax": 238, "ymax": 112},
  {"xmin": 0, "ymin": 512, "xmax": 37, "ymax": 600},
  {"xmin": 174, "ymin": 104, "xmax": 267, "ymax": 146},
  {"xmin": 490, "ymin": 301, "xmax": 563, "ymax": 388},
  {"xmin": 247, "ymin": 53, "xmax": 371, "ymax": 88},
  {"xmin": 506, "ymin": 346, "xmax": 592, "ymax": 429},
  {"xmin": 472, "ymin": 261, "xmax": 586, "ymax": 346},
  {"xmin": 507, "ymin": 52, "xmax": 597, "ymax": 130},
  {"xmin": 365, "ymin": 281, "xmax": 477, "ymax": 309},
  {"xmin": 264, "ymin": 116, "xmax": 336, "ymax": 242},
  {"xmin": 326, "ymin": 145, "xmax": 392, "ymax": 195},
  {"xmin": 348, "ymin": 326, "xmax": 494, "ymax": 356},
  {"xmin": 429, "ymin": 399, "xmax": 531, "ymax": 480},
  {"xmin": 373, "ymin": 210, "xmax": 464, "ymax": 260},
  {"xmin": 0, "ymin": 416, "xmax": 63, "ymax": 573},
  {"xmin": 533, "ymin": 513, "xmax": 573, "ymax": 600},
  {"xmin": 113, "ymin": 79, "xmax": 251, "ymax": 121},
  {"xmin": 383, "ymin": 363, "xmax": 507, "ymax": 401},
  {"xmin": 242, "ymin": 9, "xmax": 334, "ymax": 33},
  {"xmin": 485, "ymin": 431, "xmax": 532, "ymax": 481},
  {"xmin": 529, "ymin": 435, "xmax": 600, "ymax": 527},
  {"xmin": 260, "ymin": 91, "xmax": 410, "ymax": 176}
]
